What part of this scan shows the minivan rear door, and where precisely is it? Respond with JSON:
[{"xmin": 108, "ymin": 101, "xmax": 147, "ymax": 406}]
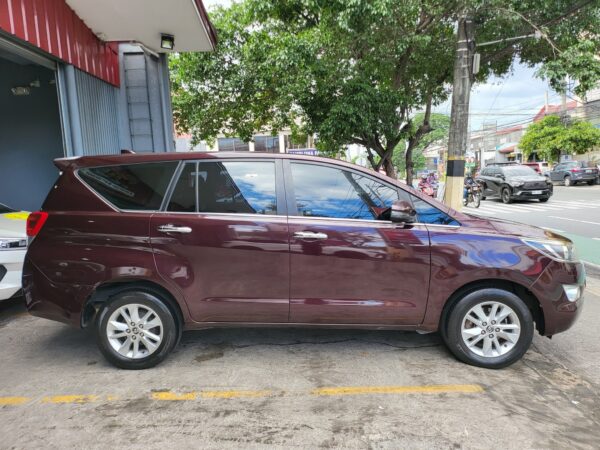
[{"xmin": 150, "ymin": 159, "xmax": 290, "ymax": 323}]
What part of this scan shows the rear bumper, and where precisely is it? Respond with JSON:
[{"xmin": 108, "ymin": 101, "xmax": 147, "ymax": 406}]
[
  {"xmin": 571, "ymin": 173, "xmax": 598, "ymax": 182},
  {"xmin": 0, "ymin": 249, "xmax": 26, "ymax": 301},
  {"xmin": 530, "ymin": 260, "xmax": 585, "ymax": 336},
  {"xmin": 22, "ymin": 256, "xmax": 92, "ymax": 327}
]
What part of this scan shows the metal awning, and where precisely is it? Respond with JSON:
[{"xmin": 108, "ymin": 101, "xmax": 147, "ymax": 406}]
[{"xmin": 66, "ymin": 0, "xmax": 217, "ymax": 53}]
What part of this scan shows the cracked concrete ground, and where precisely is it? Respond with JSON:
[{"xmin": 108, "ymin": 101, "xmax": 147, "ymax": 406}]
[{"xmin": 1, "ymin": 278, "xmax": 600, "ymax": 449}]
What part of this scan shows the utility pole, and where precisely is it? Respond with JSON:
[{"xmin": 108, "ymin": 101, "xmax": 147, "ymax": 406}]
[{"xmin": 443, "ymin": 14, "xmax": 474, "ymax": 210}]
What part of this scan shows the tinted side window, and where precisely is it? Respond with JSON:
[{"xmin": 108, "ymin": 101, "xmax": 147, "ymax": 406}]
[
  {"xmin": 168, "ymin": 162, "xmax": 197, "ymax": 212},
  {"xmin": 79, "ymin": 162, "xmax": 177, "ymax": 210},
  {"xmin": 290, "ymin": 163, "xmax": 399, "ymax": 220},
  {"xmin": 411, "ymin": 195, "xmax": 459, "ymax": 225}
]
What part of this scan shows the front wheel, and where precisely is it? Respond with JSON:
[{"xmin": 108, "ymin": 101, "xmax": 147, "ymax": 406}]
[
  {"xmin": 539, "ymin": 198, "xmax": 549, "ymax": 203},
  {"xmin": 96, "ymin": 290, "xmax": 178, "ymax": 369},
  {"xmin": 501, "ymin": 187, "xmax": 513, "ymax": 204},
  {"xmin": 443, "ymin": 288, "xmax": 534, "ymax": 369},
  {"xmin": 473, "ymin": 193, "xmax": 481, "ymax": 208}
]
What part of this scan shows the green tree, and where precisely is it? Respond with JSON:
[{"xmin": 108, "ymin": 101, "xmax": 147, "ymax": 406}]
[
  {"xmin": 393, "ymin": 113, "xmax": 450, "ymax": 177},
  {"xmin": 520, "ymin": 115, "xmax": 600, "ymax": 162},
  {"xmin": 171, "ymin": 0, "xmax": 600, "ymax": 183}
]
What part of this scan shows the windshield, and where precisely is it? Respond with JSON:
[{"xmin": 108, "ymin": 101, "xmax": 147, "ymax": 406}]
[
  {"xmin": 503, "ymin": 166, "xmax": 537, "ymax": 177},
  {"xmin": 0, "ymin": 203, "xmax": 15, "ymax": 214}
]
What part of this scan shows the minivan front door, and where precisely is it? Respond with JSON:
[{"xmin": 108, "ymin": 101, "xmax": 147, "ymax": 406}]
[
  {"xmin": 285, "ymin": 162, "xmax": 431, "ymax": 325},
  {"xmin": 150, "ymin": 160, "xmax": 289, "ymax": 323}
]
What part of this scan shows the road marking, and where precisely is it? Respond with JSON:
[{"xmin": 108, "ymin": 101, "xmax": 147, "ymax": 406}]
[
  {"xmin": 152, "ymin": 391, "xmax": 197, "ymax": 401},
  {"xmin": 548, "ymin": 216, "xmax": 600, "ymax": 226},
  {"xmin": 0, "ymin": 385, "xmax": 483, "ymax": 406},
  {"xmin": 0, "ymin": 396, "xmax": 31, "ymax": 405},
  {"xmin": 201, "ymin": 390, "xmax": 271, "ymax": 399},
  {"xmin": 152, "ymin": 390, "xmax": 272, "ymax": 401},
  {"xmin": 311, "ymin": 384, "xmax": 484, "ymax": 396},
  {"xmin": 41, "ymin": 395, "xmax": 99, "ymax": 404}
]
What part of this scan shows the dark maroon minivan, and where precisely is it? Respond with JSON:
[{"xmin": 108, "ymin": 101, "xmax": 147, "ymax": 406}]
[{"xmin": 23, "ymin": 152, "xmax": 585, "ymax": 369}]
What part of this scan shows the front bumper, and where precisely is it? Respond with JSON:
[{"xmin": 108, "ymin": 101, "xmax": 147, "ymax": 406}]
[
  {"xmin": 511, "ymin": 188, "xmax": 553, "ymax": 199},
  {"xmin": 0, "ymin": 248, "xmax": 26, "ymax": 301},
  {"xmin": 530, "ymin": 259, "xmax": 585, "ymax": 336}
]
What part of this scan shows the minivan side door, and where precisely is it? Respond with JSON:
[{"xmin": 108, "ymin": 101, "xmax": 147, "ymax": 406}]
[
  {"xmin": 284, "ymin": 161, "xmax": 431, "ymax": 325},
  {"xmin": 150, "ymin": 159, "xmax": 290, "ymax": 323}
]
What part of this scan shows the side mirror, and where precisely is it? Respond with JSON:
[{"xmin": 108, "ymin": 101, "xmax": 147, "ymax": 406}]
[{"xmin": 390, "ymin": 200, "xmax": 416, "ymax": 224}]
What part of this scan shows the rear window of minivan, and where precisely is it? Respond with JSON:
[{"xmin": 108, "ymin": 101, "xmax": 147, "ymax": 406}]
[{"xmin": 78, "ymin": 162, "xmax": 178, "ymax": 210}]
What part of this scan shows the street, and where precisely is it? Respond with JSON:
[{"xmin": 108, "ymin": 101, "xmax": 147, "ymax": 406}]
[
  {"xmin": 1, "ymin": 275, "xmax": 599, "ymax": 449},
  {"xmin": 464, "ymin": 184, "xmax": 600, "ymax": 266}
]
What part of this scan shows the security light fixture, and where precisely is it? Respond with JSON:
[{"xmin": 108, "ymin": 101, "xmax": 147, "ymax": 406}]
[{"xmin": 160, "ymin": 34, "xmax": 175, "ymax": 50}]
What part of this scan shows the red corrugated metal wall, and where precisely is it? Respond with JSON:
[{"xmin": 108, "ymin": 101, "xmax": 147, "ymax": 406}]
[{"xmin": 0, "ymin": 0, "xmax": 119, "ymax": 86}]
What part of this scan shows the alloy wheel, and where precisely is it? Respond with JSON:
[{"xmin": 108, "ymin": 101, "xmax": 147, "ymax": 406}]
[
  {"xmin": 460, "ymin": 301, "xmax": 521, "ymax": 358},
  {"xmin": 106, "ymin": 303, "xmax": 164, "ymax": 359}
]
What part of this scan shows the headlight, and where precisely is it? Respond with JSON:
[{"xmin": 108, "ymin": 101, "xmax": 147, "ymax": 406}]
[
  {"xmin": 522, "ymin": 239, "xmax": 577, "ymax": 262},
  {"xmin": 0, "ymin": 237, "xmax": 27, "ymax": 250}
]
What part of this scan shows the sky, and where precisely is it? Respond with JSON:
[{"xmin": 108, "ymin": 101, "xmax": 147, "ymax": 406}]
[{"xmin": 202, "ymin": 0, "xmax": 560, "ymax": 133}]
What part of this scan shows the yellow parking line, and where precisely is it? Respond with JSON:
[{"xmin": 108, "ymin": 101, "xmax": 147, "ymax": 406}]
[
  {"xmin": 200, "ymin": 390, "xmax": 271, "ymax": 399},
  {"xmin": 41, "ymin": 395, "xmax": 99, "ymax": 404},
  {"xmin": 152, "ymin": 390, "xmax": 272, "ymax": 401},
  {"xmin": 152, "ymin": 391, "xmax": 197, "ymax": 401},
  {"xmin": 312, "ymin": 384, "xmax": 484, "ymax": 396},
  {"xmin": 0, "ymin": 396, "xmax": 31, "ymax": 406}
]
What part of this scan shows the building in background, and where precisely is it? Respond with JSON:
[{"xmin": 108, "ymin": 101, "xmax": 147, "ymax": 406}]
[{"xmin": 0, "ymin": 0, "xmax": 216, "ymax": 211}]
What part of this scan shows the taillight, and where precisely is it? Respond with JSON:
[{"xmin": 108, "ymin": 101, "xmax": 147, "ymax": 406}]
[
  {"xmin": 26, "ymin": 212, "xmax": 49, "ymax": 237},
  {"xmin": 571, "ymin": 168, "xmax": 581, "ymax": 172}
]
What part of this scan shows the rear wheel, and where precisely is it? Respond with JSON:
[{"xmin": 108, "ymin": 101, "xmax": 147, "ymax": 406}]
[
  {"xmin": 501, "ymin": 187, "xmax": 513, "ymax": 204},
  {"xmin": 96, "ymin": 290, "xmax": 178, "ymax": 369},
  {"xmin": 473, "ymin": 193, "xmax": 481, "ymax": 208},
  {"xmin": 443, "ymin": 288, "xmax": 534, "ymax": 369},
  {"xmin": 588, "ymin": 180, "xmax": 595, "ymax": 186},
  {"xmin": 564, "ymin": 175, "xmax": 572, "ymax": 187},
  {"xmin": 539, "ymin": 198, "xmax": 549, "ymax": 203}
]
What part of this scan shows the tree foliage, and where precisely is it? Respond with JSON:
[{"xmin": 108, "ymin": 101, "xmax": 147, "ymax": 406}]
[
  {"xmin": 520, "ymin": 115, "xmax": 600, "ymax": 162},
  {"xmin": 171, "ymin": 0, "xmax": 600, "ymax": 181},
  {"xmin": 393, "ymin": 113, "xmax": 450, "ymax": 176}
]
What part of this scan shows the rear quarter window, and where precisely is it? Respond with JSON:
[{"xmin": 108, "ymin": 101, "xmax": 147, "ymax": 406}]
[{"xmin": 78, "ymin": 162, "xmax": 178, "ymax": 210}]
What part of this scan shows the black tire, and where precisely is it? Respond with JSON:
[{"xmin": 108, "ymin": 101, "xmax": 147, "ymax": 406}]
[
  {"xmin": 442, "ymin": 288, "xmax": 534, "ymax": 369},
  {"xmin": 463, "ymin": 197, "xmax": 468, "ymax": 207},
  {"xmin": 501, "ymin": 187, "xmax": 513, "ymax": 204},
  {"xmin": 96, "ymin": 290, "xmax": 178, "ymax": 369},
  {"xmin": 473, "ymin": 193, "xmax": 481, "ymax": 208},
  {"xmin": 481, "ymin": 196, "xmax": 486, "ymax": 200},
  {"xmin": 539, "ymin": 198, "xmax": 549, "ymax": 203},
  {"xmin": 564, "ymin": 175, "xmax": 571, "ymax": 187},
  {"xmin": 588, "ymin": 180, "xmax": 595, "ymax": 186}
]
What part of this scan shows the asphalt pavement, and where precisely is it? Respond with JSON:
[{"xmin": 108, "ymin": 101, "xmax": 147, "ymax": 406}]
[
  {"xmin": 463, "ymin": 184, "xmax": 600, "ymax": 267},
  {"xmin": 1, "ymin": 277, "xmax": 599, "ymax": 448}
]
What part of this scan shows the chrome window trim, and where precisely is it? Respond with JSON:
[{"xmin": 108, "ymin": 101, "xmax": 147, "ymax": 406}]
[{"xmin": 151, "ymin": 211, "xmax": 286, "ymax": 220}]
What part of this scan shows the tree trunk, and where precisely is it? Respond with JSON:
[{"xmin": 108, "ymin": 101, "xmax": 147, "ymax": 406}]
[
  {"xmin": 405, "ymin": 143, "xmax": 414, "ymax": 186},
  {"xmin": 383, "ymin": 157, "xmax": 397, "ymax": 178}
]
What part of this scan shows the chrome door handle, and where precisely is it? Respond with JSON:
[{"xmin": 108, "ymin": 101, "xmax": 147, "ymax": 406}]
[
  {"xmin": 157, "ymin": 224, "xmax": 192, "ymax": 234},
  {"xmin": 293, "ymin": 231, "xmax": 328, "ymax": 240}
]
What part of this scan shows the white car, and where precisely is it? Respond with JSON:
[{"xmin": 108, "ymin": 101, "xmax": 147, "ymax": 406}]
[{"xmin": 0, "ymin": 203, "xmax": 28, "ymax": 301}]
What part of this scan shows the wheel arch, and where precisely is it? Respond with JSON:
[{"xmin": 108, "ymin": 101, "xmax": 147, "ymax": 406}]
[
  {"xmin": 81, "ymin": 280, "xmax": 185, "ymax": 335},
  {"xmin": 439, "ymin": 279, "xmax": 544, "ymax": 338}
]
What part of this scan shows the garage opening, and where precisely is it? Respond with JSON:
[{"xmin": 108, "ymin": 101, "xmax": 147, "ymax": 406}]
[{"xmin": 0, "ymin": 49, "xmax": 64, "ymax": 212}]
